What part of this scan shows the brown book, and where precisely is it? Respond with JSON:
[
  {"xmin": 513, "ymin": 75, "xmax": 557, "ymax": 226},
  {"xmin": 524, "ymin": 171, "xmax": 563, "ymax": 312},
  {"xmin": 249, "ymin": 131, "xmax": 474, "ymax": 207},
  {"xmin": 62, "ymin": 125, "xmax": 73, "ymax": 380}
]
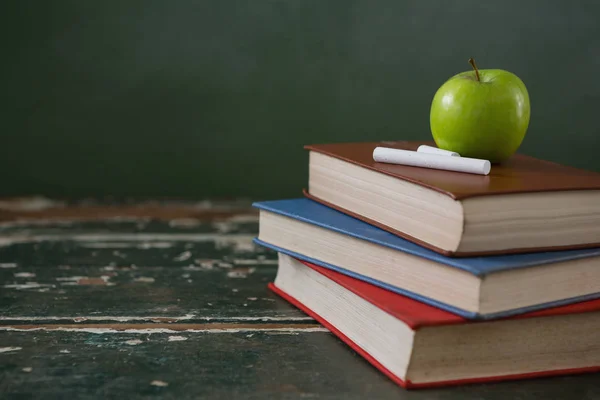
[{"xmin": 304, "ymin": 141, "xmax": 600, "ymax": 256}]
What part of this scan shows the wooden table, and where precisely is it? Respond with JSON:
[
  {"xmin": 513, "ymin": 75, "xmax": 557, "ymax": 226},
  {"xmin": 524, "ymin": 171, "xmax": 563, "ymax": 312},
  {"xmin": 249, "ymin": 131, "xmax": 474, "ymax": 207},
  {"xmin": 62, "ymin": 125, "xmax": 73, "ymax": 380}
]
[{"xmin": 1, "ymin": 198, "xmax": 599, "ymax": 399}]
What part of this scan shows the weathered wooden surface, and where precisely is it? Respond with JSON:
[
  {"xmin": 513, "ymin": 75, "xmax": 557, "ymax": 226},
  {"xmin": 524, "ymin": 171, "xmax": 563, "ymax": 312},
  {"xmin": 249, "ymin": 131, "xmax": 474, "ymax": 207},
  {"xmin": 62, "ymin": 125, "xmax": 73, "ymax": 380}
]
[
  {"xmin": 3, "ymin": 330, "xmax": 599, "ymax": 400},
  {"xmin": 1, "ymin": 198, "xmax": 599, "ymax": 399},
  {"xmin": 0, "ymin": 199, "xmax": 305, "ymax": 322}
]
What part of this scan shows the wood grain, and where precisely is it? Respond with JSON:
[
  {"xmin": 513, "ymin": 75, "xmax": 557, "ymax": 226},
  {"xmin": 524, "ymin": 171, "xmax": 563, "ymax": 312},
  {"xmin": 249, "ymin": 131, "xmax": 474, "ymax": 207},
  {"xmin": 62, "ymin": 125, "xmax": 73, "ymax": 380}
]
[{"xmin": 1, "ymin": 198, "xmax": 599, "ymax": 399}]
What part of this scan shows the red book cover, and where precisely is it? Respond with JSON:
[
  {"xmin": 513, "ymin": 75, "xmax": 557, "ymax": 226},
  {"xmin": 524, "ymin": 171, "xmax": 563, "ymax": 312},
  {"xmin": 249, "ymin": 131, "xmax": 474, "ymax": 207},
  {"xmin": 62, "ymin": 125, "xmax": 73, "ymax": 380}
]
[{"xmin": 269, "ymin": 259, "xmax": 600, "ymax": 389}]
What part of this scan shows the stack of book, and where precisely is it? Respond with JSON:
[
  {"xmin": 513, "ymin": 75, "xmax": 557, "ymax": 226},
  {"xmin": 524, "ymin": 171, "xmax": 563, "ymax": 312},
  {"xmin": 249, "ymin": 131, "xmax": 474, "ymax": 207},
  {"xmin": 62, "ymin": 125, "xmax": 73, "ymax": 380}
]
[{"xmin": 253, "ymin": 141, "xmax": 600, "ymax": 389}]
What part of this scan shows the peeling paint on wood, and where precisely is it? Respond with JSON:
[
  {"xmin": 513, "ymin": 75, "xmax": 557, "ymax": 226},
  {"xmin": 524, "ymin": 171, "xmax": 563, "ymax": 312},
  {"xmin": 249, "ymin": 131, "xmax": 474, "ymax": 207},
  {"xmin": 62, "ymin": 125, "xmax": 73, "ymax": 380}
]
[
  {"xmin": 0, "ymin": 197, "xmax": 65, "ymax": 212},
  {"xmin": 0, "ymin": 198, "xmax": 255, "ymax": 225},
  {"xmin": 168, "ymin": 336, "xmax": 187, "ymax": 342},
  {"xmin": 0, "ymin": 315, "xmax": 313, "ymax": 323},
  {"xmin": 133, "ymin": 277, "xmax": 155, "ymax": 283},
  {"xmin": 0, "ymin": 346, "xmax": 22, "ymax": 353},
  {"xmin": 0, "ymin": 199, "xmax": 340, "ymax": 399},
  {"xmin": 124, "ymin": 339, "xmax": 143, "ymax": 345},
  {"xmin": 56, "ymin": 276, "xmax": 113, "ymax": 286},
  {"xmin": 1, "ymin": 323, "xmax": 327, "ymax": 334},
  {"xmin": 3, "ymin": 329, "xmax": 599, "ymax": 399},
  {"xmin": 0, "ymin": 233, "xmax": 256, "ymax": 249},
  {"xmin": 3, "ymin": 282, "xmax": 55, "ymax": 290},
  {"xmin": 227, "ymin": 267, "xmax": 256, "ymax": 279},
  {"xmin": 13, "ymin": 272, "xmax": 36, "ymax": 278},
  {"xmin": 173, "ymin": 251, "xmax": 192, "ymax": 261},
  {"xmin": 233, "ymin": 258, "xmax": 278, "ymax": 265},
  {"xmin": 2, "ymin": 199, "xmax": 598, "ymax": 398}
]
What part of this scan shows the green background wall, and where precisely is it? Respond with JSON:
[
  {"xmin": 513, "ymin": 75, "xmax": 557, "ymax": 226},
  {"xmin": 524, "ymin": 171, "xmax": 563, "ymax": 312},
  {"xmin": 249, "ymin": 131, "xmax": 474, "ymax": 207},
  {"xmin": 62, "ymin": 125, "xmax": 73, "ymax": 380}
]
[{"xmin": 1, "ymin": 1, "xmax": 599, "ymax": 199}]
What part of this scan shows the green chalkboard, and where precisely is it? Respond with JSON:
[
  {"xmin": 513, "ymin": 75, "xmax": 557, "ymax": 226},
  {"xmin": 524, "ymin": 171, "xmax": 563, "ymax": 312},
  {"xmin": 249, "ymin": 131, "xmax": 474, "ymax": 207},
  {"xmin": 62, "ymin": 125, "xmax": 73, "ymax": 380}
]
[{"xmin": 1, "ymin": 1, "xmax": 600, "ymax": 198}]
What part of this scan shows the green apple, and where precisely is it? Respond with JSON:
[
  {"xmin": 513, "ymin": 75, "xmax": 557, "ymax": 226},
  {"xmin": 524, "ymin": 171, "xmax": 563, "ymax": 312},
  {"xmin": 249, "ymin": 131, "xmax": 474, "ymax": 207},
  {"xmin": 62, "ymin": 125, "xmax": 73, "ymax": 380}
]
[{"xmin": 430, "ymin": 58, "xmax": 530, "ymax": 163}]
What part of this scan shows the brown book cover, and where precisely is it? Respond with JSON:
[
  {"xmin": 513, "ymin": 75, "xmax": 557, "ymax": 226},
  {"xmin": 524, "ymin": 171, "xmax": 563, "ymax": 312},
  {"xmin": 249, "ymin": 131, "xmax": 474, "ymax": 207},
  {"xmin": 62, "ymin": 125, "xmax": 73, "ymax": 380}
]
[
  {"xmin": 305, "ymin": 141, "xmax": 600, "ymax": 200},
  {"xmin": 304, "ymin": 141, "xmax": 600, "ymax": 256}
]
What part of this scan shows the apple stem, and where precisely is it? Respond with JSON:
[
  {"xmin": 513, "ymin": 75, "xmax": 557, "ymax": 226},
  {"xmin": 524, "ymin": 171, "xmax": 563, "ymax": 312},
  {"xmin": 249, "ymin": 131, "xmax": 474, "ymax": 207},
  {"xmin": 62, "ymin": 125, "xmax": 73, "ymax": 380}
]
[{"xmin": 468, "ymin": 58, "xmax": 480, "ymax": 82}]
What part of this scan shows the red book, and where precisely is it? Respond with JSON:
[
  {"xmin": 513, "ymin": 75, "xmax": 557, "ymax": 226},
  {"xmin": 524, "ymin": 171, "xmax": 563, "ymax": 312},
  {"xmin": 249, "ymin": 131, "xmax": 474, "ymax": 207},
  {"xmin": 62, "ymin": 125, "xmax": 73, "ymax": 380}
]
[{"xmin": 270, "ymin": 253, "xmax": 600, "ymax": 389}]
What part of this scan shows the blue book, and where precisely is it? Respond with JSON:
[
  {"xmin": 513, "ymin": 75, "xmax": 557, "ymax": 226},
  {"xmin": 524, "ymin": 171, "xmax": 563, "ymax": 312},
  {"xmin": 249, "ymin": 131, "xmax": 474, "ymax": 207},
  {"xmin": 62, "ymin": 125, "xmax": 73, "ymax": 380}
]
[{"xmin": 254, "ymin": 198, "xmax": 600, "ymax": 319}]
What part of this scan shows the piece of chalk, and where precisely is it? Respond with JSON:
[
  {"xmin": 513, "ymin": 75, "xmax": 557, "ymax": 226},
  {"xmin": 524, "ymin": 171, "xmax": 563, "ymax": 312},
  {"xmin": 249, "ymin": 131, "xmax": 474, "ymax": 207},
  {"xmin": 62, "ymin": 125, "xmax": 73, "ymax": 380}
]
[
  {"xmin": 417, "ymin": 145, "xmax": 460, "ymax": 157},
  {"xmin": 373, "ymin": 147, "xmax": 491, "ymax": 176}
]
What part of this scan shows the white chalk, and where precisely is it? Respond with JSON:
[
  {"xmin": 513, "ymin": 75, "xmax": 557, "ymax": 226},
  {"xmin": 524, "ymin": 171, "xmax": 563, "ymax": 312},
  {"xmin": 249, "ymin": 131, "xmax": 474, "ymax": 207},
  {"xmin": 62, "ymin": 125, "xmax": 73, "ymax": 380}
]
[
  {"xmin": 417, "ymin": 145, "xmax": 460, "ymax": 157},
  {"xmin": 373, "ymin": 147, "xmax": 491, "ymax": 176}
]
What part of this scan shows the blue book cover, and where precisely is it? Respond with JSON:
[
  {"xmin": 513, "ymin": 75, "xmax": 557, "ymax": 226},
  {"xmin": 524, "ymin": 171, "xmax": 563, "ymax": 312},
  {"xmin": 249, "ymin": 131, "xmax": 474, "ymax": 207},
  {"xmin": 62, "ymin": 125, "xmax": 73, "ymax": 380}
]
[{"xmin": 253, "ymin": 198, "xmax": 600, "ymax": 319}]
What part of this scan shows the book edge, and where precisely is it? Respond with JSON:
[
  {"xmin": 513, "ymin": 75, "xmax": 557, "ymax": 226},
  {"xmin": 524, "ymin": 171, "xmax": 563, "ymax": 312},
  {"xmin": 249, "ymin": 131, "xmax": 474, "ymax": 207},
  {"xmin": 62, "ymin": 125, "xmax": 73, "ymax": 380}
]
[
  {"xmin": 302, "ymin": 189, "xmax": 458, "ymax": 257},
  {"xmin": 269, "ymin": 283, "xmax": 600, "ymax": 389},
  {"xmin": 254, "ymin": 238, "xmax": 481, "ymax": 320},
  {"xmin": 300, "ymin": 254, "xmax": 600, "ymax": 321},
  {"xmin": 303, "ymin": 190, "xmax": 600, "ymax": 257},
  {"xmin": 255, "ymin": 238, "xmax": 600, "ymax": 321},
  {"xmin": 304, "ymin": 143, "xmax": 461, "ymax": 200},
  {"xmin": 267, "ymin": 282, "xmax": 411, "ymax": 389}
]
